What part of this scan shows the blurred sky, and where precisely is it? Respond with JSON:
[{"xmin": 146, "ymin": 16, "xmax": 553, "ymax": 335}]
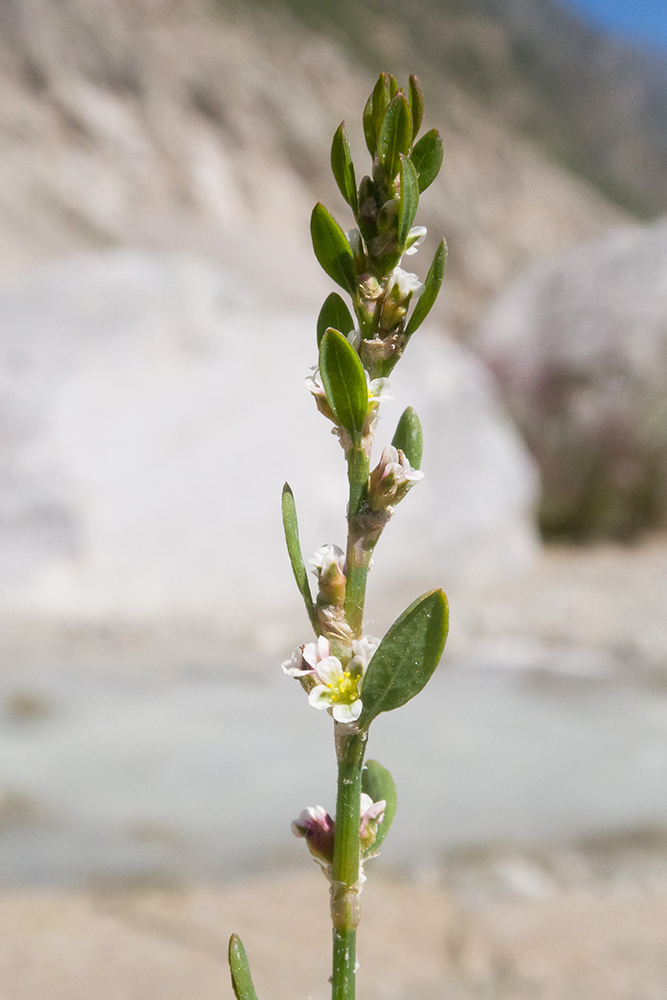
[{"xmin": 559, "ymin": 0, "xmax": 667, "ymax": 52}]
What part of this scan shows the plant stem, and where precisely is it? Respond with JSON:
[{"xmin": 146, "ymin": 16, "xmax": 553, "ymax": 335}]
[
  {"xmin": 331, "ymin": 728, "xmax": 367, "ymax": 1000},
  {"xmin": 344, "ymin": 443, "xmax": 370, "ymax": 637}
]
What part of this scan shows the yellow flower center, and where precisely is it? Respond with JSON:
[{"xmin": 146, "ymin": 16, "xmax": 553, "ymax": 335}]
[{"xmin": 327, "ymin": 671, "xmax": 360, "ymax": 704}]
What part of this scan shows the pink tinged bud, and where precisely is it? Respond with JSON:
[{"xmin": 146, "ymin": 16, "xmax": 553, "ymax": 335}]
[
  {"xmin": 291, "ymin": 805, "xmax": 335, "ymax": 864},
  {"xmin": 305, "ymin": 368, "xmax": 336, "ymax": 424},
  {"xmin": 302, "ymin": 634, "xmax": 332, "ymax": 670},
  {"xmin": 368, "ymin": 445, "xmax": 424, "ymax": 511},
  {"xmin": 281, "ymin": 645, "xmax": 313, "ymax": 678},
  {"xmin": 309, "ymin": 544, "xmax": 347, "ymax": 607},
  {"xmin": 359, "ymin": 793, "xmax": 386, "ymax": 851}
]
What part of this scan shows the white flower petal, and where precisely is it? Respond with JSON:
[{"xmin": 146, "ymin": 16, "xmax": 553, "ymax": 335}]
[
  {"xmin": 332, "ymin": 700, "xmax": 363, "ymax": 723},
  {"xmin": 315, "ymin": 655, "xmax": 345, "ymax": 686},
  {"xmin": 405, "ymin": 226, "xmax": 427, "ymax": 255},
  {"xmin": 316, "ymin": 635, "xmax": 332, "ymax": 660},
  {"xmin": 360, "ymin": 793, "xmax": 373, "ymax": 814},
  {"xmin": 308, "ymin": 685, "xmax": 333, "ymax": 710}
]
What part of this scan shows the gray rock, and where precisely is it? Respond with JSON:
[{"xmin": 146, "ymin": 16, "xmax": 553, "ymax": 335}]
[
  {"xmin": 476, "ymin": 218, "xmax": 667, "ymax": 539},
  {"xmin": 0, "ymin": 249, "xmax": 539, "ymax": 653}
]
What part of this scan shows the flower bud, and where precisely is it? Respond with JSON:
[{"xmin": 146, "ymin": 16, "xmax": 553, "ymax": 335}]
[
  {"xmin": 359, "ymin": 793, "xmax": 386, "ymax": 851},
  {"xmin": 309, "ymin": 544, "xmax": 346, "ymax": 608},
  {"xmin": 380, "ymin": 266, "xmax": 424, "ymax": 331},
  {"xmin": 346, "ymin": 229, "xmax": 368, "ymax": 274},
  {"xmin": 292, "ymin": 806, "xmax": 335, "ymax": 864},
  {"xmin": 368, "ymin": 445, "xmax": 424, "ymax": 511},
  {"xmin": 376, "ymin": 198, "xmax": 399, "ymax": 234}
]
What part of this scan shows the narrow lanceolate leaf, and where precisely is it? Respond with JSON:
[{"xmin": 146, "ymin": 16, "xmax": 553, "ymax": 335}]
[
  {"xmin": 408, "ymin": 74, "xmax": 424, "ymax": 141},
  {"xmin": 331, "ymin": 122, "xmax": 358, "ymax": 213},
  {"xmin": 281, "ymin": 484, "xmax": 317, "ymax": 632},
  {"xmin": 319, "ymin": 328, "xmax": 368, "ymax": 439},
  {"xmin": 397, "ymin": 154, "xmax": 419, "ymax": 250},
  {"xmin": 372, "ymin": 73, "xmax": 393, "ymax": 143},
  {"xmin": 391, "ymin": 406, "xmax": 423, "ymax": 470},
  {"xmin": 363, "ymin": 92, "xmax": 376, "ymax": 155},
  {"xmin": 229, "ymin": 935, "xmax": 259, "ymax": 1000},
  {"xmin": 317, "ymin": 292, "xmax": 355, "ymax": 348},
  {"xmin": 359, "ymin": 589, "xmax": 449, "ymax": 727},
  {"xmin": 362, "ymin": 759, "xmax": 397, "ymax": 853},
  {"xmin": 310, "ymin": 203, "xmax": 358, "ymax": 298},
  {"xmin": 405, "ymin": 238, "xmax": 447, "ymax": 337},
  {"xmin": 378, "ymin": 94, "xmax": 412, "ymax": 182},
  {"xmin": 411, "ymin": 128, "xmax": 444, "ymax": 192}
]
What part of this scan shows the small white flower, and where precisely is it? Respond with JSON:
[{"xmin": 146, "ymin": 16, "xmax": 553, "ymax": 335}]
[
  {"xmin": 366, "ymin": 373, "xmax": 393, "ymax": 406},
  {"xmin": 305, "ymin": 367, "xmax": 326, "ymax": 399},
  {"xmin": 309, "ymin": 544, "xmax": 345, "ymax": 576},
  {"xmin": 388, "ymin": 267, "xmax": 424, "ymax": 302},
  {"xmin": 306, "ymin": 633, "xmax": 380, "ymax": 724},
  {"xmin": 404, "ymin": 226, "xmax": 427, "ymax": 256}
]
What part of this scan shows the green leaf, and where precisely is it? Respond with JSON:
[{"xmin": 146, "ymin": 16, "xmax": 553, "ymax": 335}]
[
  {"xmin": 229, "ymin": 935, "xmax": 259, "ymax": 1000},
  {"xmin": 363, "ymin": 92, "xmax": 376, "ymax": 156},
  {"xmin": 362, "ymin": 759, "xmax": 397, "ymax": 854},
  {"xmin": 317, "ymin": 292, "xmax": 355, "ymax": 348},
  {"xmin": 411, "ymin": 129, "xmax": 444, "ymax": 192},
  {"xmin": 391, "ymin": 406, "xmax": 423, "ymax": 470},
  {"xmin": 408, "ymin": 75, "xmax": 424, "ymax": 141},
  {"xmin": 282, "ymin": 483, "xmax": 318, "ymax": 632},
  {"xmin": 372, "ymin": 73, "xmax": 393, "ymax": 143},
  {"xmin": 405, "ymin": 238, "xmax": 447, "ymax": 337},
  {"xmin": 310, "ymin": 203, "xmax": 358, "ymax": 298},
  {"xmin": 359, "ymin": 589, "xmax": 449, "ymax": 727},
  {"xmin": 378, "ymin": 94, "xmax": 412, "ymax": 182},
  {"xmin": 397, "ymin": 154, "xmax": 419, "ymax": 249},
  {"xmin": 331, "ymin": 122, "xmax": 358, "ymax": 213},
  {"xmin": 319, "ymin": 328, "xmax": 368, "ymax": 439}
]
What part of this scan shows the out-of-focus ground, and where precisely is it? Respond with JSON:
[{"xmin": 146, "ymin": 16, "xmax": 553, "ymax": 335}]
[{"xmin": 5, "ymin": 874, "xmax": 667, "ymax": 999}]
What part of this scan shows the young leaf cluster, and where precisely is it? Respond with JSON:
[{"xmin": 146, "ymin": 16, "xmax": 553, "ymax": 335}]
[{"xmin": 312, "ymin": 72, "xmax": 447, "ymax": 380}]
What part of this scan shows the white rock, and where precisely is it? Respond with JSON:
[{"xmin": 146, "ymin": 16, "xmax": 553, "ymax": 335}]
[
  {"xmin": 0, "ymin": 249, "xmax": 539, "ymax": 652},
  {"xmin": 475, "ymin": 218, "xmax": 667, "ymax": 539}
]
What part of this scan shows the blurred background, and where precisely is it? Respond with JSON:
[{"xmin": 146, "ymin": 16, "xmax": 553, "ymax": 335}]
[{"xmin": 1, "ymin": 0, "xmax": 667, "ymax": 997}]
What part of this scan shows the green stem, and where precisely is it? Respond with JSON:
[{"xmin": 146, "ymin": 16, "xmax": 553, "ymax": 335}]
[
  {"xmin": 344, "ymin": 444, "xmax": 370, "ymax": 637},
  {"xmin": 331, "ymin": 728, "xmax": 367, "ymax": 1000}
]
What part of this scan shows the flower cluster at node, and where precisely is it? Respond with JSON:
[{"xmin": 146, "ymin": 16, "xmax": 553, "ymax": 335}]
[
  {"xmin": 368, "ymin": 445, "xmax": 424, "ymax": 511},
  {"xmin": 291, "ymin": 794, "xmax": 387, "ymax": 866},
  {"xmin": 282, "ymin": 633, "xmax": 380, "ymax": 724}
]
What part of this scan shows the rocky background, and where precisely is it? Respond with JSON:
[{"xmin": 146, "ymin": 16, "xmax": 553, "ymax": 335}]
[{"xmin": 1, "ymin": 1, "xmax": 667, "ymax": 997}]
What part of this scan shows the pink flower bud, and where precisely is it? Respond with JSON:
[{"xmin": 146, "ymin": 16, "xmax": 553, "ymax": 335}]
[{"xmin": 291, "ymin": 805, "xmax": 335, "ymax": 864}]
